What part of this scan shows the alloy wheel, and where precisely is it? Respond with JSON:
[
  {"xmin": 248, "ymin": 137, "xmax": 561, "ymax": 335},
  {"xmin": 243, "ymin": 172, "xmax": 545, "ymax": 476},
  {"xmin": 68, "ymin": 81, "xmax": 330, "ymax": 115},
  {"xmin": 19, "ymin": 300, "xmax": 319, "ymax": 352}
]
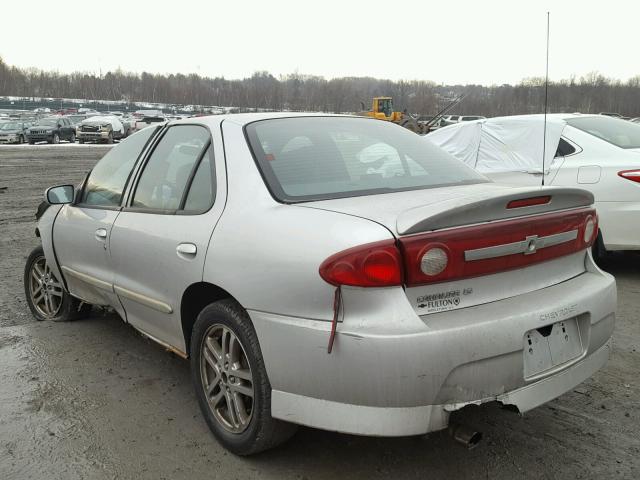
[
  {"xmin": 200, "ymin": 324, "xmax": 254, "ymax": 434},
  {"xmin": 29, "ymin": 256, "xmax": 63, "ymax": 317}
]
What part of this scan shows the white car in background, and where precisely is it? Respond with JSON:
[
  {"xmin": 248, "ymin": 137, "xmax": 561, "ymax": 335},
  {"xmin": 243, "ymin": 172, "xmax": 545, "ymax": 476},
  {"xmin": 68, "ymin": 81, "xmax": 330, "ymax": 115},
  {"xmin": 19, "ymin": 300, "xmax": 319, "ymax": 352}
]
[
  {"xmin": 77, "ymin": 115, "xmax": 125, "ymax": 144},
  {"xmin": 427, "ymin": 114, "xmax": 640, "ymax": 254}
]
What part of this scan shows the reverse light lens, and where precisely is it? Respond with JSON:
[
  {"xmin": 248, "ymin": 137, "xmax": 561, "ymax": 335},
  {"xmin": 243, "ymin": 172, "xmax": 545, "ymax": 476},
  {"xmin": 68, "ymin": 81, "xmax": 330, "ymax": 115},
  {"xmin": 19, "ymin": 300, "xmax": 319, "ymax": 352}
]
[
  {"xmin": 420, "ymin": 247, "xmax": 448, "ymax": 276},
  {"xmin": 583, "ymin": 216, "xmax": 596, "ymax": 243}
]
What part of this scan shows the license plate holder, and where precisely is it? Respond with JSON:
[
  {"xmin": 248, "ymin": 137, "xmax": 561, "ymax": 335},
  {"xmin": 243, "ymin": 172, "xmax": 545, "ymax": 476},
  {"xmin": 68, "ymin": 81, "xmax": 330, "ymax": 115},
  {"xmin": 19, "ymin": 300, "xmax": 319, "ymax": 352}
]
[{"xmin": 524, "ymin": 318, "xmax": 583, "ymax": 379}]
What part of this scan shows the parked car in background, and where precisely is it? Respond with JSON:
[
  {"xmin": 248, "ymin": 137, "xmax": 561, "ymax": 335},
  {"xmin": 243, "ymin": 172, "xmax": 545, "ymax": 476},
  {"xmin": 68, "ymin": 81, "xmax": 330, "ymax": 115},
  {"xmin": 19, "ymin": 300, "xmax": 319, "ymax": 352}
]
[
  {"xmin": 428, "ymin": 114, "xmax": 640, "ymax": 254},
  {"xmin": 27, "ymin": 114, "xmax": 615, "ymax": 455},
  {"xmin": 77, "ymin": 115, "xmax": 124, "ymax": 144},
  {"xmin": 599, "ymin": 112, "xmax": 622, "ymax": 118},
  {"xmin": 66, "ymin": 114, "xmax": 89, "ymax": 128},
  {"xmin": 26, "ymin": 116, "xmax": 75, "ymax": 144},
  {"xmin": 135, "ymin": 115, "xmax": 166, "ymax": 131},
  {"xmin": 629, "ymin": 117, "xmax": 640, "ymax": 124},
  {"xmin": 0, "ymin": 120, "xmax": 31, "ymax": 144},
  {"xmin": 78, "ymin": 108, "xmax": 100, "ymax": 115},
  {"xmin": 134, "ymin": 109, "xmax": 164, "ymax": 118}
]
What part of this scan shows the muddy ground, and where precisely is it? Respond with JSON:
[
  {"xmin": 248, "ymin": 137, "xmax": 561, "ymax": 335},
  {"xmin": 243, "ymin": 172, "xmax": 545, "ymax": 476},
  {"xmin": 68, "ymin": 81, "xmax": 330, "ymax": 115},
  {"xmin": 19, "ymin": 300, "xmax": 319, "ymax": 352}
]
[{"xmin": 0, "ymin": 145, "xmax": 638, "ymax": 480}]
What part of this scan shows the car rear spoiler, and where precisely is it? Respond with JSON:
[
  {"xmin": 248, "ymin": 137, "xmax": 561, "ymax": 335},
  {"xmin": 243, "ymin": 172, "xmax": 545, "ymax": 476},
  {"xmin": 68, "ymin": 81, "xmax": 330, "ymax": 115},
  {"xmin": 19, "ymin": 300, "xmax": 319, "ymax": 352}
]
[{"xmin": 397, "ymin": 187, "xmax": 594, "ymax": 235}]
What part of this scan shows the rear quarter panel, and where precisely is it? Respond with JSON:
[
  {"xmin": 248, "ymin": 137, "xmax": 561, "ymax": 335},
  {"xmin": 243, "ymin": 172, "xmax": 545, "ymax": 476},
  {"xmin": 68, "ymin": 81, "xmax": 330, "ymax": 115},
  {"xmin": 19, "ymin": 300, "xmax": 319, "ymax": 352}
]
[{"xmin": 203, "ymin": 120, "xmax": 394, "ymax": 321}]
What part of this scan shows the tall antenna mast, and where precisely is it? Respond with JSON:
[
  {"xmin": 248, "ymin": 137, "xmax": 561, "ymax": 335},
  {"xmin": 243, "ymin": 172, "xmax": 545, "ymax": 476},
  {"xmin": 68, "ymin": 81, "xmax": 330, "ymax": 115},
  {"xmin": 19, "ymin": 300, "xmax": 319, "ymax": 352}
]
[{"xmin": 541, "ymin": 11, "xmax": 550, "ymax": 187}]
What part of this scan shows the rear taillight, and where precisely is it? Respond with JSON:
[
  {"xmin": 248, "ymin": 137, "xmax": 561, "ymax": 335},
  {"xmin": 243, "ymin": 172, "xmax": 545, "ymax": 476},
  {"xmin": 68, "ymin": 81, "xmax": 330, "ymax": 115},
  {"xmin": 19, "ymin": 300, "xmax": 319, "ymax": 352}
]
[
  {"xmin": 618, "ymin": 170, "xmax": 640, "ymax": 183},
  {"xmin": 319, "ymin": 240, "xmax": 403, "ymax": 287},
  {"xmin": 399, "ymin": 207, "xmax": 597, "ymax": 287},
  {"xmin": 319, "ymin": 208, "xmax": 597, "ymax": 288}
]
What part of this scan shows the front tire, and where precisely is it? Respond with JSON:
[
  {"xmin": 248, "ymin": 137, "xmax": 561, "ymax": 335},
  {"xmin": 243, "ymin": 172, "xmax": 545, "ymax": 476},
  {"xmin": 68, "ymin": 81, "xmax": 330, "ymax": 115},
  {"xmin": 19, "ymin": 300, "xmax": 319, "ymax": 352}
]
[
  {"xmin": 52, "ymin": 133, "xmax": 60, "ymax": 144},
  {"xmin": 190, "ymin": 299, "xmax": 297, "ymax": 455},
  {"xmin": 24, "ymin": 246, "xmax": 91, "ymax": 322}
]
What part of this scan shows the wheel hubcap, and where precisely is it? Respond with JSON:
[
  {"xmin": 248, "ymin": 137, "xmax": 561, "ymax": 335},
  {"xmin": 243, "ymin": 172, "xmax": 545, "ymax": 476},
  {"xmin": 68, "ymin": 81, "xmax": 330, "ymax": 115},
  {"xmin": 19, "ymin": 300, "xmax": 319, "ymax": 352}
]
[
  {"xmin": 29, "ymin": 256, "xmax": 63, "ymax": 317},
  {"xmin": 200, "ymin": 324, "xmax": 254, "ymax": 434}
]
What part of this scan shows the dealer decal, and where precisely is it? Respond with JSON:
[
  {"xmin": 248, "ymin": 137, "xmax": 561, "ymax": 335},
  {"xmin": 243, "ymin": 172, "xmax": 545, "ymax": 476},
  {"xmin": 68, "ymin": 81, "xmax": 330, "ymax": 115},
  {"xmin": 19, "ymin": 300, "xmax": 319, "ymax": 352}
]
[{"xmin": 417, "ymin": 289, "xmax": 462, "ymax": 313}]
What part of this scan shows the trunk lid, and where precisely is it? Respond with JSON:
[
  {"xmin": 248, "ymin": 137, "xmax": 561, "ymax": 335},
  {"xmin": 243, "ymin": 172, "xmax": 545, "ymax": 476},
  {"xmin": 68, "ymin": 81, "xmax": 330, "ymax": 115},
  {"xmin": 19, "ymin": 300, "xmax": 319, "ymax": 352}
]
[
  {"xmin": 302, "ymin": 183, "xmax": 595, "ymax": 315},
  {"xmin": 301, "ymin": 183, "xmax": 593, "ymax": 235}
]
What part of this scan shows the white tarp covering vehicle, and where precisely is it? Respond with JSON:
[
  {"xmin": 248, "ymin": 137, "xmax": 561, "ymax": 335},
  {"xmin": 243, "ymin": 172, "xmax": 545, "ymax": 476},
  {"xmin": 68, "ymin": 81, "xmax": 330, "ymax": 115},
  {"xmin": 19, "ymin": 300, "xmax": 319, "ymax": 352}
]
[
  {"xmin": 426, "ymin": 115, "xmax": 565, "ymax": 174},
  {"xmin": 427, "ymin": 114, "xmax": 640, "ymax": 252}
]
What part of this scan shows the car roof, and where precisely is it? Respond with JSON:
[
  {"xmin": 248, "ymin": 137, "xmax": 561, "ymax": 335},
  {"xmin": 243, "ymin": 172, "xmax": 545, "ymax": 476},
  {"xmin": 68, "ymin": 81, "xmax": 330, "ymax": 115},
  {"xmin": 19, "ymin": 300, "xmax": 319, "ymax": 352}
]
[{"xmin": 170, "ymin": 111, "xmax": 355, "ymax": 128}]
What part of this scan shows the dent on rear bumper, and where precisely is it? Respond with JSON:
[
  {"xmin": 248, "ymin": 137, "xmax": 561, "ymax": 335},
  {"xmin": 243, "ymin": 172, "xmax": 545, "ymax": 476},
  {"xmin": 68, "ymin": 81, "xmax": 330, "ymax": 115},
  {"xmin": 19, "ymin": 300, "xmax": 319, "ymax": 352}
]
[{"xmin": 250, "ymin": 259, "xmax": 615, "ymax": 437}]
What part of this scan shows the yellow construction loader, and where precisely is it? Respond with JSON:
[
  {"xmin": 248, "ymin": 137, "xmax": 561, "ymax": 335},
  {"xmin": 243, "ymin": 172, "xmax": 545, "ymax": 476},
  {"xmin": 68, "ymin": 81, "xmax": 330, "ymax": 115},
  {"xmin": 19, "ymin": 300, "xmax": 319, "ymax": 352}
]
[{"xmin": 358, "ymin": 97, "xmax": 425, "ymax": 134}]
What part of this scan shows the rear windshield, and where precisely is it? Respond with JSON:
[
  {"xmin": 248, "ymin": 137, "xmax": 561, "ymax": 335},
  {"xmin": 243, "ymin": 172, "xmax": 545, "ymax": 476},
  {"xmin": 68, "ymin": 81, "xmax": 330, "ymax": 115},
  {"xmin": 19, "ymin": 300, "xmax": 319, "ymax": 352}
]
[
  {"xmin": 245, "ymin": 117, "xmax": 487, "ymax": 202},
  {"xmin": 566, "ymin": 116, "xmax": 640, "ymax": 149}
]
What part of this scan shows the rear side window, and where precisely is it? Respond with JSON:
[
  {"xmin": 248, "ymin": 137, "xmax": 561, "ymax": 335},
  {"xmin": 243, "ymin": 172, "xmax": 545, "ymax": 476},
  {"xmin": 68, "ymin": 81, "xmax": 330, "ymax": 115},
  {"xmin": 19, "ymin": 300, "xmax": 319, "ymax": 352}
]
[
  {"xmin": 245, "ymin": 117, "xmax": 486, "ymax": 202},
  {"xmin": 566, "ymin": 116, "xmax": 640, "ymax": 149},
  {"xmin": 132, "ymin": 125, "xmax": 210, "ymax": 211},
  {"xmin": 81, "ymin": 127, "xmax": 157, "ymax": 207},
  {"xmin": 555, "ymin": 138, "xmax": 577, "ymax": 157},
  {"xmin": 183, "ymin": 146, "xmax": 215, "ymax": 212}
]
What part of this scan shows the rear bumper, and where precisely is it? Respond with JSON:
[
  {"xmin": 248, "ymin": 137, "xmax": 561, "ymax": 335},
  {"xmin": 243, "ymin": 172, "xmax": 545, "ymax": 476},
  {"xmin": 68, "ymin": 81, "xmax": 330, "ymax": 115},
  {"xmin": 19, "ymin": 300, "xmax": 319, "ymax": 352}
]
[
  {"xmin": 250, "ymin": 255, "xmax": 616, "ymax": 436},
  {"xmin": 270, "ymin": 340, "xmax": 611, "ymax": 436}
]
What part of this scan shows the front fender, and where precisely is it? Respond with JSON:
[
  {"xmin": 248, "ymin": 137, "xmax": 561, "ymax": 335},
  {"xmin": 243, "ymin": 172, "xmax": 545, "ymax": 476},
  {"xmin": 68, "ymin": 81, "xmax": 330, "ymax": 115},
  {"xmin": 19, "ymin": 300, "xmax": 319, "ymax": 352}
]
[{"xmin": 37, "ymin": 203, "xmax": 65, "ymax": 288}]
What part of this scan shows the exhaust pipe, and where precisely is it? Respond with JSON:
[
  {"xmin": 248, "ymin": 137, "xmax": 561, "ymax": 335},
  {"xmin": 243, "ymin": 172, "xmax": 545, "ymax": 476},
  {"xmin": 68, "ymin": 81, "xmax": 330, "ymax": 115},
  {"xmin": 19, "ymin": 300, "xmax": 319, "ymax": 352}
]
[{"xmin": 448, "ymin": 423, "xmax": 482, "ymax": 450}]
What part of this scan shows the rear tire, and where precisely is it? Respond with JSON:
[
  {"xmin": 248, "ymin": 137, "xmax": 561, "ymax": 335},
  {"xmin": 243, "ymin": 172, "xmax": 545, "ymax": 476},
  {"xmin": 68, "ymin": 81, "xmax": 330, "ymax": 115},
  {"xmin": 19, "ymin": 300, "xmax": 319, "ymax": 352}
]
[
  {"xmin": 69, "ymin": 132, "xmax": 76, "ymax": 143},
  {"xmin": 592, "ymin": 230, "xmax": 609, "ymax": 264},
  {"xmin": 24, "ymin": 245, "xmax": 91, "ymax": 322},
  {"xmin": 190, "ymin": 299, "xmax": 297, "ymax": 455}
]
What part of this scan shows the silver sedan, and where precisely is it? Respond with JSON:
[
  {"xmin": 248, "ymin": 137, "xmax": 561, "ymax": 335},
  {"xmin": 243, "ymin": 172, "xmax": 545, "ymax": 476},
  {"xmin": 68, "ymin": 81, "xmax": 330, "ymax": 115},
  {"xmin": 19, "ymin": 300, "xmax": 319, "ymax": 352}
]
[{"xmin": 24, "ymin": 113, "xmax": 616, "ymax": 455}]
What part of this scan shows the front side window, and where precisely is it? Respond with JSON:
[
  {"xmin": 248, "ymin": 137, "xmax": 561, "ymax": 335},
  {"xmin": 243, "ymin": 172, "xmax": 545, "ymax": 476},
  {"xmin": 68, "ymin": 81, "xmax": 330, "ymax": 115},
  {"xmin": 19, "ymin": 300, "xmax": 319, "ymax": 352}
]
[
  {"xmin": 246, "ymin": 117, "xmax": 486, "ymax": 202},
  {"xmin": 132, "ymin": 125, "xmax": 210, "ymax": 211},
  {"xmin": 566, "ymin": 116, "xmax": 640, "ymax": 149},
  {"xmin": 81, "ymin": 126, "xmax": 158, "ymax": 207}
]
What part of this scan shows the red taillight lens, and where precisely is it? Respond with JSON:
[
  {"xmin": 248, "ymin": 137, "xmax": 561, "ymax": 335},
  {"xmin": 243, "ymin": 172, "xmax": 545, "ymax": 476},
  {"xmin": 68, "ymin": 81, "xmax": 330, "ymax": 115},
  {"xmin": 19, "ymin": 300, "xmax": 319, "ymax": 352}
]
[
  {"xmin": 618, "ymin": 170, "xmax": 640, "ymax": 183},
  {"xmin": 399, "ymin": 207, "xmax": 597, "ymax": 287},
  {"xmin": 319, "ymin": 240, "xmax": 403, "ymax": 287}
]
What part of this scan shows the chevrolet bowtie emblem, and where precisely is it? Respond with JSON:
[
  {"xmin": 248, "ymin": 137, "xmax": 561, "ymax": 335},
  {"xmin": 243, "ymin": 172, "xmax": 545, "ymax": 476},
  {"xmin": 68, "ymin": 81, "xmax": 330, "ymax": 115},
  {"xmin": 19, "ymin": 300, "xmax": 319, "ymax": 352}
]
[
  {"xmin": 524, "ymin": 235, "xmax": 539, "ymax": 255},
  {"xmin": 464, "ymin": 230, "xmax": 578, "ymax": 262}
]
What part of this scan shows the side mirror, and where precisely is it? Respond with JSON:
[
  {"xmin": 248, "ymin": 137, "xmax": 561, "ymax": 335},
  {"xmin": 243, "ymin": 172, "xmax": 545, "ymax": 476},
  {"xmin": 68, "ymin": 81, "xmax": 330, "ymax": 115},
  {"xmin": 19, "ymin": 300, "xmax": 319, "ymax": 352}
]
[{"xmin": 45, "ymin": 185, "xmax": 75, "ymax": 204}]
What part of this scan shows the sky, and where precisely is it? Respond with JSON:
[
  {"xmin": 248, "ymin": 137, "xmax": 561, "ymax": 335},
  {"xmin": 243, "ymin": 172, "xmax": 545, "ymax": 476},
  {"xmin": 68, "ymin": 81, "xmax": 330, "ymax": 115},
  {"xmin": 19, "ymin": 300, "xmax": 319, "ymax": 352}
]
[{"xmin": 1, "ymin": 0, "xmax": 638, "ymax": 86}]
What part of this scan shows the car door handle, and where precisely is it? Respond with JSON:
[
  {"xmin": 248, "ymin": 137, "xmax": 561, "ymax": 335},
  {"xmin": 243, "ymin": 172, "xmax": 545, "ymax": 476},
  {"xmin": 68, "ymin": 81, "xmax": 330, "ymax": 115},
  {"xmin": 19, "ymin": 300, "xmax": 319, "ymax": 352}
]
[
  {"xmin": 95, "ymin": 228, "xmax": 107, "ymax": 240},
  {"xmin": 176, "ymin": 243, "xmax": 197, "ymax": 256}
]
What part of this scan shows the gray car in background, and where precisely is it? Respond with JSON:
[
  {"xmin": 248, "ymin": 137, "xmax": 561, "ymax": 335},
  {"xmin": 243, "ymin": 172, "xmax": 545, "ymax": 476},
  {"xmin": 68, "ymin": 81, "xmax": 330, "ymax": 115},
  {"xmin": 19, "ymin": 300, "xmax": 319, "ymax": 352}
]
[
  {"xmin": 0, "ymin": 120, "xmax": 31, "ymax": 144},
  {"xmin": 25, "ymin": 113, "xmax": 616, "ymax": 455}
]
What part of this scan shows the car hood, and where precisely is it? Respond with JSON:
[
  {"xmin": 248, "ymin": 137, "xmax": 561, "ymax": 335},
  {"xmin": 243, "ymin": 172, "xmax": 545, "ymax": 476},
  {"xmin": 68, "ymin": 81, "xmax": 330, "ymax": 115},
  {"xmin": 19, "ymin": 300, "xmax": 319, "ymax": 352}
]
[{"xmin": 298, "ymin": 182, "xmax": 594, "ymax": 235}]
